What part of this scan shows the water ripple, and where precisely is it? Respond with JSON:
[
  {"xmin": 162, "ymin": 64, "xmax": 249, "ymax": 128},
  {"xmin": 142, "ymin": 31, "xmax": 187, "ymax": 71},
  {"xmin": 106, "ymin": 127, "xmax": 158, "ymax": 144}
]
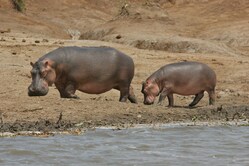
[{"xmin": 0, "ymin": 126, "xmax": 248, "ymax": 166}]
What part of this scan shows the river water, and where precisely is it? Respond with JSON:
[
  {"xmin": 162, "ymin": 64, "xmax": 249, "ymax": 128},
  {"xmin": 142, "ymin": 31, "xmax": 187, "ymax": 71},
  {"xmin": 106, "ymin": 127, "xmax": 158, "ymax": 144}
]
[{"xmin": 0, "ymin": 125, "xmax": 248, "ymax": 166}]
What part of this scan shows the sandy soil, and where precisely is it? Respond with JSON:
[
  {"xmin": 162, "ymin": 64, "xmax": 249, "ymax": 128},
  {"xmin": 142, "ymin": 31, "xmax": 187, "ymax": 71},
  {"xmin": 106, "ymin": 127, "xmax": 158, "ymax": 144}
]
[{"xmin": 0, "ymin": 0, "xmax": 249, "ymax": 134}]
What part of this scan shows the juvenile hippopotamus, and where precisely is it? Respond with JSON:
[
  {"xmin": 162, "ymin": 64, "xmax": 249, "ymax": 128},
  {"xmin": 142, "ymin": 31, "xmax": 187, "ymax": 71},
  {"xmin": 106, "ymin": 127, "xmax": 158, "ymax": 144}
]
[
  {"xmin": 28, "ymin": 46, "xmax": 137, "ymax": 103},
  {"xmin": 141, "ymin": 61, "xmax": 216, "ymax": 107}
]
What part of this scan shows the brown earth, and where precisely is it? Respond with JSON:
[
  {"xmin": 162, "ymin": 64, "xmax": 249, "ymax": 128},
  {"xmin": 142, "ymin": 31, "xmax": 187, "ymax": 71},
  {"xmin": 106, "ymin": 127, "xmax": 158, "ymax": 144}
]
[{"xmin": 0, "ymin": 0, "xmax": 249, "ymax": 135}]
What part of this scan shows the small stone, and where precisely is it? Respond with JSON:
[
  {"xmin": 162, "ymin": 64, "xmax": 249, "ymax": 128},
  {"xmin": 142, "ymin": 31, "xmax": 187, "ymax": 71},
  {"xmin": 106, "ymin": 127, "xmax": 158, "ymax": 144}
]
[
  {"xmin": 0, "ymin": 37, "xmax": 5, "ymax": 41},
  {"xmin": 116, "ymin": 35, "xmax": 122, "ymax": 39},
  {"xmin": 42, "ymin": 39, "xmax": 49, "ymax": 42}
]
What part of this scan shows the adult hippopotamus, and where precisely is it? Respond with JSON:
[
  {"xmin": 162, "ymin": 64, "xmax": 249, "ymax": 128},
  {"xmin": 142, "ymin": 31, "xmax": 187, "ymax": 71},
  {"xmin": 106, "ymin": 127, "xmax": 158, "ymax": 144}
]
[
  {"xmin": 141, "ymin": 61, "xmax": 216, "ymax": 107},
  {"xmin": 28, "ymin": 46, "xmax": 137, "ymax": 103}
]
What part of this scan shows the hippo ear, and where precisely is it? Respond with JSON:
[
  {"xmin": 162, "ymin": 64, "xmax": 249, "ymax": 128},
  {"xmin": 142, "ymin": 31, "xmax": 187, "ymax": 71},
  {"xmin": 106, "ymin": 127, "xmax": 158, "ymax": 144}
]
[
  {"xmin": 43, "ymin": 60, "xmax": 52, "ymax": 70},
  {"xmin": 44, "ymin": 61, "xmax": 49, "ymax": 68},
  {"xmin": 30, "ymin": 62, "xmax": 34, "ymax": 67},
  {"xmin": 43, "ymin": 59, "xmax": 53, "ymax": 69}
]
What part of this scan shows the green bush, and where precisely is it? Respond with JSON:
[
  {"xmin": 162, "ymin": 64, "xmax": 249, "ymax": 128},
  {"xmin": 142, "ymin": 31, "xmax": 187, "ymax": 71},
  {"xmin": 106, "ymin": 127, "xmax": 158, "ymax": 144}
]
[{"xmin": 12, "ymin": 0, "xmax": 25, "ymax": 12}]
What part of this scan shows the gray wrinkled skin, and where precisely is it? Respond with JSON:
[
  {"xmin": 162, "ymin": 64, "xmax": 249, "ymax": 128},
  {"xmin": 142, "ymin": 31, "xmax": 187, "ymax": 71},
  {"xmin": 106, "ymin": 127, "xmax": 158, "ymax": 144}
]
[
  {"xmin": 142, "ymin": 61, "xmax": 216, "ymax": 107},
  {"xmin": 28, "ymin": 46, "xmax": 137, "ymax": 103}
]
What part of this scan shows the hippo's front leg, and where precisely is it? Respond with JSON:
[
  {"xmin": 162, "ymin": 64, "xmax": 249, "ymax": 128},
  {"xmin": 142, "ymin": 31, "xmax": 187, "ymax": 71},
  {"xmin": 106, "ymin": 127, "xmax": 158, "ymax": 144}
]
[
  {"xmin": 55, "ymin": 82, "xmax": 79, "ymax": 99},
  {"xmin": 158, "ymin": 93, "xmax": 166, "ymax": 105},
  {"xmin": 157, "ymin": 88, "xmax": 174, "ymax": 106}
]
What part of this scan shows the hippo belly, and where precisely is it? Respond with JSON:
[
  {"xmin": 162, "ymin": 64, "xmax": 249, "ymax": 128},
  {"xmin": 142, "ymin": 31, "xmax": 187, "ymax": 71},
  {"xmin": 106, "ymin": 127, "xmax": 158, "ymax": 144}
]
[
  {"xmin": 172, "ymin": 80, "xmax": 210, "ymax": 96},
  {"xmin": 78, "ymin": 82, "xmax": 117, "ymax": 94},
  {"xmin": 173, "ymin": 86, "xmax": 205, "ymax": 96}
]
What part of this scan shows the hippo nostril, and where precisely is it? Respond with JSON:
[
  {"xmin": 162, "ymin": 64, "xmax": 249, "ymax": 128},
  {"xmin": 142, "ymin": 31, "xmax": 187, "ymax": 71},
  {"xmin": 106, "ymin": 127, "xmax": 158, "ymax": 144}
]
[
  {"xmin": 28, "ymin": 86, "xmax": 37, "ymax": 92},
  {"xmin": 29, "ymin": 87, "xmax": 33, "ymax": 92},
  {"xmin": 28, "ymin": 86, "xmax": 33, "ymax": 92}
]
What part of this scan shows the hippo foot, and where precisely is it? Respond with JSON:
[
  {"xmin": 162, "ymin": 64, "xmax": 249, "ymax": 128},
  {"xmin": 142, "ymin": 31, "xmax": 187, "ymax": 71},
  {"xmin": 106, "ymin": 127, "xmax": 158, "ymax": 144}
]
[
  {"xmin": 71, "ymin": 95, "xmax": 80, "ymax": 99},
  {"xmin": 188, "ymin": 102, "xmax": 198, "ymax": 107},
  {"xmin": 61, "ymin": 94, "xmax": 80, "ymax": 99},
  {"xmin": 188, "ymin": 104, "xmax": 194, "ymax": 107},
  {"xmin": 188, "ymin": 105, "xmax": 195, "ymax": 109},
  {"xmin": 128, "ymin": 97, "xmax": 138, "ymax": 104}
]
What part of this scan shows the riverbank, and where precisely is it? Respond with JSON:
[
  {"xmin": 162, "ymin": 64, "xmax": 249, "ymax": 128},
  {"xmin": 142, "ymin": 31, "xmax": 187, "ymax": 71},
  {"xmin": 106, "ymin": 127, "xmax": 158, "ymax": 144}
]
[{"xmin": 1, "ymin": 0, "xmax": 249, "ymax": 136}]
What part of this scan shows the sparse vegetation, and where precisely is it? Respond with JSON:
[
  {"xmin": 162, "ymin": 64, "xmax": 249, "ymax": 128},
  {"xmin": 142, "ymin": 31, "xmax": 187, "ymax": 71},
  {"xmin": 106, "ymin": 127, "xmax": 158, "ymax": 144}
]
[
  {"xmin": 12, "ymin": 0, "xmax": 25, "ymax": 12},
  {"xmin": 80, "ymin": 28, "xmax": 114, "ymax": 40}
]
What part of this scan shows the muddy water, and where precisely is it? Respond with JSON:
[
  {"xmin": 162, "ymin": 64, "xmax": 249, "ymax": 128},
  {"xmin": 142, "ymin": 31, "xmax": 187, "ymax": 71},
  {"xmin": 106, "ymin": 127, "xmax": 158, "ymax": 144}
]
[{"xmin": 0, "ymin": 126, "xmax": 249, "ymax": 166}]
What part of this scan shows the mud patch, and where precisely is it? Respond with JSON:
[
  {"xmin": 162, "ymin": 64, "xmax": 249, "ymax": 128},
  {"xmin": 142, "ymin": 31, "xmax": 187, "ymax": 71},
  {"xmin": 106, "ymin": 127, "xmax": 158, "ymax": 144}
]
[{"xmin": 1, "ymin": 105, "xmax": 248, "ymax": 134}]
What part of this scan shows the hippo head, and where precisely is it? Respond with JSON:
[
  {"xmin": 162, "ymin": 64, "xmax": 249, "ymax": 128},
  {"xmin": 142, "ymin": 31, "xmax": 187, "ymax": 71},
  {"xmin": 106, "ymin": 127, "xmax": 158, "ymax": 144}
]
[
  {"xmin": 141, "ymin": 80, "xmax": 160, "ymax": 105},
  {"xmin": 28, "ymin": 59, "xmax": 56, "ymax": 96}
]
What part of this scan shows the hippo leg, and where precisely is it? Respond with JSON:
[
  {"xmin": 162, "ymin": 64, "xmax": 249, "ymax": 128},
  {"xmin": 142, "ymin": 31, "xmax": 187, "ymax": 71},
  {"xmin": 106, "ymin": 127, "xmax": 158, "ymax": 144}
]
[
  {"xmin": 128, "ymin": 86, "xmax": 137, "ymax": 103},
  {"xmin": 158, "ymin": 88, "xmax": 168, "ymax": 104},
  {"xmin": 55, "ymin": 82, "xmax": 79, "ymax": 99},
  {"xmin": 189, "ymin": 91, "xmax": 204, "ymax": 107},
  {"xmin": 118, "ymin": 85, "xmax": 130, "ymax": 102},
  {"xmin": 158, "ymin": 89, "xmax": 173, "ymax": 107},
  {"xmin": 207, "ymin": 89, "xmax": 215, "ymax": 105},
  {"xmin": 167, "ymin": 93, "xmax": 174, "ymax": 107},
  {"xmin": 158, "ymin": 92, "xmax": 167, "ymax": 105},
  {"xmin": 117, "ymin": 84, "xmax": 137, "ymax": 103}
]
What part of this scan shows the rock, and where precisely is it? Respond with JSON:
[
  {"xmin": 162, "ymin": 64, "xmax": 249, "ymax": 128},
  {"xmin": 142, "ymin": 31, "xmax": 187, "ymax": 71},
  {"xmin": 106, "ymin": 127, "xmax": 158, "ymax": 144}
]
[
  {"xmin": 0, "ymin": 28, "xmax": 11, "ymax": 33},
  {"xmin": 0, "ymin": 37, "xmax": 5, "ymax": 41},
  {"xmin": 42, "ymin": 39, "xmax": 49, "ymax": 42},
  {"xmin": 116, "ymin": 35, "xmax": 122, "ymax": 39}
]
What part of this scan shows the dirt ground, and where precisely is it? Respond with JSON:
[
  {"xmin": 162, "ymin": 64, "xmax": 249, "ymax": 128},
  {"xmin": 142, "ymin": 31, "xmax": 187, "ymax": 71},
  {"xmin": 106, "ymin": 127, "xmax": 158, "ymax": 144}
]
[{"xmin": 0, "ymin": 0, "xmax": 249, "ymax": 134}]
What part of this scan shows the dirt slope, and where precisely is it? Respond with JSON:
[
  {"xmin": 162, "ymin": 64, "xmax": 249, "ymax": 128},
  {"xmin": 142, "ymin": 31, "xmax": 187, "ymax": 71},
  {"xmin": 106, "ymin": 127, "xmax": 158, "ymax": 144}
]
[{"xmin": 0, "ymin": 0, "xmax": 248, "ymax": 134}]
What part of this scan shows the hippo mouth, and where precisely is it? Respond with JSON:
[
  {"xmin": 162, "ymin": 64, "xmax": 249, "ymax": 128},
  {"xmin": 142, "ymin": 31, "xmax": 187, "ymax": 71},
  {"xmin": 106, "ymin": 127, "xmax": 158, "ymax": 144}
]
[
  {"xmin": 143, "ymin": 101, "xmax": 154, "ymax": 105},
  {"xmin": 28, "ymin": 85, "xmax": 49, "ymax": 96},
  {"xmin": 143, "ymin": 95, "xmax": 155, "ymax": 105},
  {"xmin": 28, "ymin": 90, "xmax": 48, "ymax": 96}
]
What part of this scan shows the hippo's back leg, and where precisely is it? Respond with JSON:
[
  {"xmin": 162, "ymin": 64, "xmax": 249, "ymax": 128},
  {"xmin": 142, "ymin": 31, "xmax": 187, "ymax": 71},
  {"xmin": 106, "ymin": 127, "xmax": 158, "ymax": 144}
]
[
  {"xmin": 207, "ymin": 89, "xmax": 215, "ymax": 105},
  {"xmin": 116, "ymin": 83, "xmax": 137, "ymax": 103},
  {"xmin": 189, "ymin": 91, "xmax": 204, "ymax": 107},
  {"xmin": 118, "ymin": 86, "xmax": 129, "ymax": 102},
  {"xmin": 128, "ymin": 85, "xmax": 137, "ymax": 103}
]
